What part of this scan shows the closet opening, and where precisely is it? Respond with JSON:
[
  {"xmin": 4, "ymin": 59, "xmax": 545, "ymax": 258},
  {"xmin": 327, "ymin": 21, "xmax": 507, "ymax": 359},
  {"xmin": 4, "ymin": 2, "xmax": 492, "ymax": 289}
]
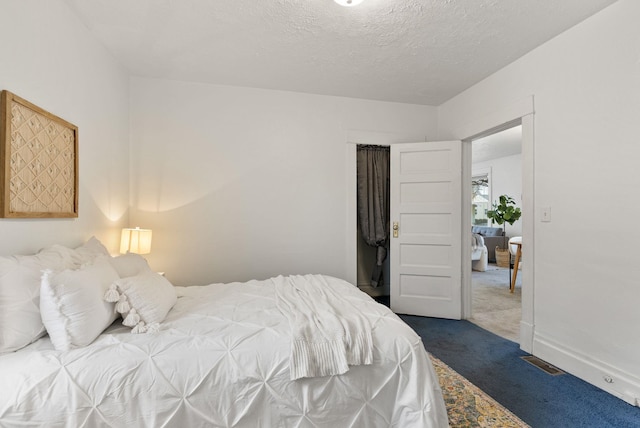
[{"xmin": 355, "ymin": 144, "xmax": 391, "ymax": 298}]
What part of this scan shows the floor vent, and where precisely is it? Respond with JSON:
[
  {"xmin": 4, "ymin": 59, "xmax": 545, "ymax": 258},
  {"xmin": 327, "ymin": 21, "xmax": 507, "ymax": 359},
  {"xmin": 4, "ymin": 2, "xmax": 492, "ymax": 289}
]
[{"xmin": 521, "ymin": 356, "xmax": 565, "ymax": 376}]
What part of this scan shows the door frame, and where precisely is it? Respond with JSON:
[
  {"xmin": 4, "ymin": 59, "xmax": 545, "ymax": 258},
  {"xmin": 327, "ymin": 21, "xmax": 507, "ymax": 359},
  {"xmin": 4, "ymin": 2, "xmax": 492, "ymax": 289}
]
[
  {"xmin": 457, "ymin": 96, "xmax": 535, "ymax": 354},
  {"xmin": 345, "ymin": 131, "xmax": 428, "ymax": 289}
]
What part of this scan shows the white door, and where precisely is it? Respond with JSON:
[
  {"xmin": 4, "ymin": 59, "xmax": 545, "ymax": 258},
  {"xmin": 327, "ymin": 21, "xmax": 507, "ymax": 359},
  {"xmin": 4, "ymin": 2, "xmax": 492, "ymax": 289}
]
[{"xmin": 390, "ymin": 141, "xmax": 462, "ymax": 319}]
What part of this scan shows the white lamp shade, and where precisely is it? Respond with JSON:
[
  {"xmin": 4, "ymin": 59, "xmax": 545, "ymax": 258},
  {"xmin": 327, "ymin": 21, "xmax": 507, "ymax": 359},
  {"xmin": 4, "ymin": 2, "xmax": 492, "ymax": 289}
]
[{"xmin": 120, "ymin": 228, "xmax": 153, "ymax": 254}]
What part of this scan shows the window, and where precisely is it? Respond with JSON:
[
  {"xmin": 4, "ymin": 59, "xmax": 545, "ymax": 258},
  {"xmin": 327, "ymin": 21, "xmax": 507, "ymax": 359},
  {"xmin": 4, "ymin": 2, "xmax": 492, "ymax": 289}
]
[{"xmin": 472, "ymin": 173, "xmax": 490, "ymax": 225}]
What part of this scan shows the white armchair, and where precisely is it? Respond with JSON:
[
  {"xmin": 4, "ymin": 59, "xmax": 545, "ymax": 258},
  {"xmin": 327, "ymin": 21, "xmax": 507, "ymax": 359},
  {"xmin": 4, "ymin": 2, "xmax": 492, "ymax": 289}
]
[{"xmin": 471, "ymin": 234, "xmax": 488, "ymax": 272}]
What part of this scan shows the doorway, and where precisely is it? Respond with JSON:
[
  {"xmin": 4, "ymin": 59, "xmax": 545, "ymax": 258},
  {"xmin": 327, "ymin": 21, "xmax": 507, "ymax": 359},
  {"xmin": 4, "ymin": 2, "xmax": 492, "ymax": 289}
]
[
  {"xmin": 458, "ymin": 100, "xmax": 535, "ymax": 354},
  {"xmin": 355, "ymin": 144, "xmax": 391, "ymax": 298},
  {"xmin": 469, "ymin": 125, "xmax": 523, "ymax": 343}
]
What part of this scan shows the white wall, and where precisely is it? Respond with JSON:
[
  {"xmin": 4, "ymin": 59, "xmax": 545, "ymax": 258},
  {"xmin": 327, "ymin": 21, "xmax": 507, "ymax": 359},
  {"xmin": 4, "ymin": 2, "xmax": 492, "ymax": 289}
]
[
  {"xmin": 439, "ymin": 0, "xmax": 640, "ymax": 405},
  {"xmin": 0, "ymin": 0, "xmax": 130, "ymax": 255},
  {"xmin": 129, "ymin": 77, "xmax": 437, "ymax": 286},
  {"xmin": 473, "ymin": 153, "xmax": 523, "ymax": 237}
]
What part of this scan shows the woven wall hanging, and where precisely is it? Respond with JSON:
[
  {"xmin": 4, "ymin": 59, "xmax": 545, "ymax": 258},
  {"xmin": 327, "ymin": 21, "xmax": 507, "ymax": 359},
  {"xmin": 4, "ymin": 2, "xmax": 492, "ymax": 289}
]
[{"xmin": 0, "ymin": 90, "xmax": 78, "ymax": 218}]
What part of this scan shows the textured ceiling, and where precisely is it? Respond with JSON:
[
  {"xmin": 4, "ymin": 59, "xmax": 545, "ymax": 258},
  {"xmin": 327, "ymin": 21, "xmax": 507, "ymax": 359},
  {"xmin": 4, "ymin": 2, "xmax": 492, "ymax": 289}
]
[{"xmin": 61, "ymin": 0, "xmax": 617, "ymax": 105}]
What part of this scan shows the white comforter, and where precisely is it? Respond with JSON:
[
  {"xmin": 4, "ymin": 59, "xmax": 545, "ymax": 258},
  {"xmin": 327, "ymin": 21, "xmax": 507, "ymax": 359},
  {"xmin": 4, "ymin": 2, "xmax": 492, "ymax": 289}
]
[{"xmin": 0, "ymin": 275, "xmax": 448, "ymax": 427}]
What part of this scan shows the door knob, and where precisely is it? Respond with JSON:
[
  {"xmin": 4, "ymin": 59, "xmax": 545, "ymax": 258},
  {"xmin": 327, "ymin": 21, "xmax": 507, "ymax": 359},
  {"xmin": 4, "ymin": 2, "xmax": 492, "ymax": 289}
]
[{"xmin": 393, "ymin": 222, "xmax": 399, "ymax": 238}]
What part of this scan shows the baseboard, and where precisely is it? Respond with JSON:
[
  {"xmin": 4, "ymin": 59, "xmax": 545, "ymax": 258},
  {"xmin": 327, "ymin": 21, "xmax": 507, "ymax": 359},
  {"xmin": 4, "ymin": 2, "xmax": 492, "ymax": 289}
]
[
  {"xmin": 519, "ymin": 320, "xmax": 534, "ymax": 354},
  {"xmin": 534, "ymin": 332, "xmax": 640, "ymax": 407}
]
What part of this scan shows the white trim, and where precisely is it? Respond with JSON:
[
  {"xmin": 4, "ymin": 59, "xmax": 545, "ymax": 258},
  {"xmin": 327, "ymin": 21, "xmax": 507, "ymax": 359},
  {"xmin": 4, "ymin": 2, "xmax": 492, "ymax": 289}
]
[
  {"xmin": 345, "ymin": 141, "xmax": 357, "ymax": 286},
  {"xmin": 461, "ymin": 141, "xmax": 472, "ymax": 318},
  {"xmin": 455, "ymin": 96, "xmax": 535, "ymax": 353},
  {"xmin": 471, "ymin": 167, "xmax": 491, "ymax": 180},
  {"xmin": 519, "ymin": 113, "xmax": 535, "ymax": 353},
  {"xmin": 452, "ymin": 96, "xmax": 534, "ymax": 141},
  {"xmin": 535, "ymin": 332, "xmax": 640, "ymax": 406},
  {"xmin": 519, "ymin": 319, "xmax": 534, "ymax": 353}
]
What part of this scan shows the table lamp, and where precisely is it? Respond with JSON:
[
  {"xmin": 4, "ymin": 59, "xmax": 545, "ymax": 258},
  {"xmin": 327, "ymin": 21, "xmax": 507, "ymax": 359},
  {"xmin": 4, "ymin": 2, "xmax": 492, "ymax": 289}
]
[{"xmin": 120, "ymin": 227, "xmax": 152, "ymax": 254}]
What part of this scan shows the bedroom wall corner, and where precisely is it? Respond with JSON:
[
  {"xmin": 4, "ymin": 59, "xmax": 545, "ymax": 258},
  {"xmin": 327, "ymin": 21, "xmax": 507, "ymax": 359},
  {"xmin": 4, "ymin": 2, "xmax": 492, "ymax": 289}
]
[
  {"xmin": 0, "ymin": 0, "xmax": 130, "ymax": 256},
  {"xmin": 128, "ymin": 77, "xmax": 437, "ymax": 286}
]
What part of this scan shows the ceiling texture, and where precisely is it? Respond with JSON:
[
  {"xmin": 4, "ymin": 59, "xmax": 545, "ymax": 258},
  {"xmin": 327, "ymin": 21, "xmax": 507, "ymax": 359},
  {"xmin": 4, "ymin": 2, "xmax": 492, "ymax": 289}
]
[{"xmin": 62, "ymin": 0, "xmax": 617, "ymax": 106}]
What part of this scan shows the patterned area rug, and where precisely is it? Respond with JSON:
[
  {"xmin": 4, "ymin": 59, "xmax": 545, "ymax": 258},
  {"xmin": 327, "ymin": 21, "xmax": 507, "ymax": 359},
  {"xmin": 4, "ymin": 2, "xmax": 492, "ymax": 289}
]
[{"xmin": 430, "ymin": 354, "xmax": 530, "ymax": 427}]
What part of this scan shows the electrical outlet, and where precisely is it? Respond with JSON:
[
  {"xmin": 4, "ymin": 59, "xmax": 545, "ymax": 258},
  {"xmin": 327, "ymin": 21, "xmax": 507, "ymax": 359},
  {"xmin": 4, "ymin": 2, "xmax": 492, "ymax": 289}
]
[{"xmin": 541, "ymin": 206, "xmax": 551, "ymax": 222}]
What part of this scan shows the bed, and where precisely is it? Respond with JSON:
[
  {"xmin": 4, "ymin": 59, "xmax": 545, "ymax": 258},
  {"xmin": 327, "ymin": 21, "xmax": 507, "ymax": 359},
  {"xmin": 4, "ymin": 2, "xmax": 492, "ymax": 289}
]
[{"xmin": 0, "ymin": 239, "xmax": 448, "ymax": 427}]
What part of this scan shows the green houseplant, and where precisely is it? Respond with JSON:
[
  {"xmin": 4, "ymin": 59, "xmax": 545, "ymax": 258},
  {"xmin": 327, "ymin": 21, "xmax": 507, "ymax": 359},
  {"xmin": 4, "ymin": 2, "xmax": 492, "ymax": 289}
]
[{"xmin": 487, "ymin": 195, "xmax": 521, "ymax": 267}]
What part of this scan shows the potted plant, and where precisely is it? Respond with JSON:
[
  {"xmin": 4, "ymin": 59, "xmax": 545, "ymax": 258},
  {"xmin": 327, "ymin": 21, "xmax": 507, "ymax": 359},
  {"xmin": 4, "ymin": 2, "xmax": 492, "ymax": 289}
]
[{"xmin": 486, "ymin": 195, "xmax": 522, "ymax": 267}]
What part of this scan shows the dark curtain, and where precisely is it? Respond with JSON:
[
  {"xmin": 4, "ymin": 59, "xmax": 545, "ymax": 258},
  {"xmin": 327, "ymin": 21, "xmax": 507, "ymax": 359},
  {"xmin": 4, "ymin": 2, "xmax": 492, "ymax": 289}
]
[{"xmin": 356, "ymin": 145, "xmax": 390, "ymax": 287}]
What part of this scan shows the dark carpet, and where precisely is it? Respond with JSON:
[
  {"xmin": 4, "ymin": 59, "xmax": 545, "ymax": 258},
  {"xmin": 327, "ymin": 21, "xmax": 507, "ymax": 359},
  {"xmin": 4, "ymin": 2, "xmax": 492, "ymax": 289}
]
[{"xmin": 399, "ymin": 314, "xmax": 640, "ymax": 428}]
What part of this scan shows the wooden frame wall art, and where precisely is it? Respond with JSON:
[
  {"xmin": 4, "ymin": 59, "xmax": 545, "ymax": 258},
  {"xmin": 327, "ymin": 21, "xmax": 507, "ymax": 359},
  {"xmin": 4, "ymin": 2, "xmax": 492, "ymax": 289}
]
[{"xmin": 0, "ymin": 91, "xmax": 78, "ymax": 218}]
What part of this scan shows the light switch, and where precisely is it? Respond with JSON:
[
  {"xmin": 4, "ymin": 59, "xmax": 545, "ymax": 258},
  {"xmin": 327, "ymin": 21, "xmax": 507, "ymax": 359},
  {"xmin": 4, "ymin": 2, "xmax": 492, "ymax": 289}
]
[{"xmin": 541, "ymin": 207, "xmax": 551, "ymax": 222}]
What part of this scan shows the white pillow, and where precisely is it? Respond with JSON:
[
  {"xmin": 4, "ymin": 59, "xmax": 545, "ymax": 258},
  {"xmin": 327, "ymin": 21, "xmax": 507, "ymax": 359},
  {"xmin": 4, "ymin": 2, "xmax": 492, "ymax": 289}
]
[
  {"xmin": 39, "ymin": 244, "xmax": 82, "ymax": 267},
  {"xmin": 74, "ymin": 236, "xmax": 111, "ymax": 265},
  {"xmin": 40, "ymin": 256, "xmax": 120, "ymax": 351},
  {"xmin": 107, "ymin": 272, "xmax": 177, "ymax": 333},
  {"xmin": 0, "ymin": 246, "xmax": 78, "ymax": 354},
  {"xmin": 108, "ymin": 253, "xmax": 152, "ymax": 278}
]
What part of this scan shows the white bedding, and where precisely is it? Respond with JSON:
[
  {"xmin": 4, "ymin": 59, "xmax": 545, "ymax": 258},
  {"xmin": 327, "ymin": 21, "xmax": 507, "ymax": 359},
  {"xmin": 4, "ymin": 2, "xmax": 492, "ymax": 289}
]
[
  {"xmin": 274, "ymin": 275, "xmax": 373, "ymax": 380},
  {"xmin": 0, "ymin": 275, "xmax": 448, "ymax": 427}
]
